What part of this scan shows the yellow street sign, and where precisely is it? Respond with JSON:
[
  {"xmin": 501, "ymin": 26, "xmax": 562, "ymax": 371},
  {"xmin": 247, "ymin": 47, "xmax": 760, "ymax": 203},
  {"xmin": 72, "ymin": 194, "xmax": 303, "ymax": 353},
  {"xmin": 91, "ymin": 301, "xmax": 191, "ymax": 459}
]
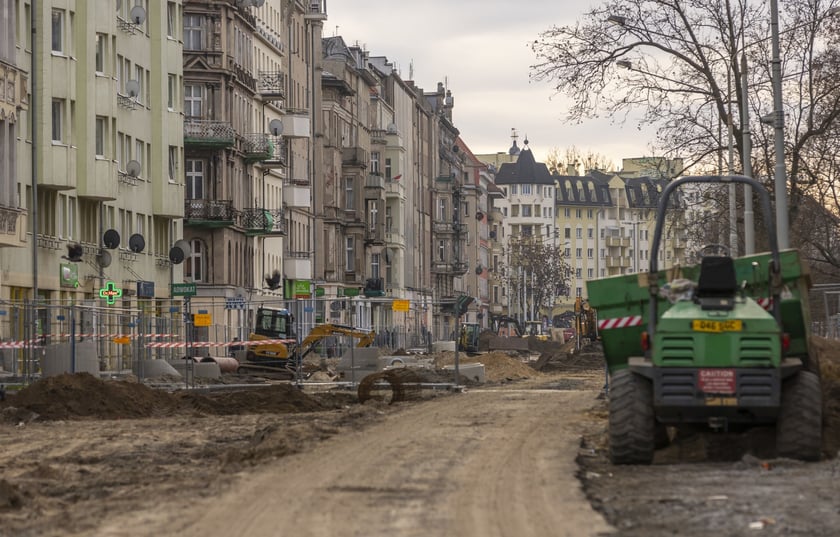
[
  {"xmin": 392, "ymin": 299, "xmax": 410, "ymax": 312},
  {"xmin": 193, "ymin": 313, "xmax": 211, "ymax": 327}
]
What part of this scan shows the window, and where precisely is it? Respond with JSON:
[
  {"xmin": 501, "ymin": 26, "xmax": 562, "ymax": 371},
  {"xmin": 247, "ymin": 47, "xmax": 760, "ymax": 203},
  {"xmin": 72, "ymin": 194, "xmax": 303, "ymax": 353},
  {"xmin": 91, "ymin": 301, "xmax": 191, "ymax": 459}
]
[
  {"xmin": 370, "ymin": 151, "xmax": 380, "ymax": 174},
  {"xmin": 184, "ymin": 14, "xmax": 204, "ymax": 50},
  {"xmin": 437, "ymin": 198, "xmax": 447, "ymax": 221},
  {"xmin": 51, "ymin": 99, "xmax": 63, "ymax": 142},
  {"xmin": 95, "ymin": 116, "xmax": 106, "ymax": 157},
  {"xmin": 186, "ymin": 159, "xmax": 204, "ymax": 199},
  {"xmin": 168, "ymin": 146, "xmax": 178, "ymax": 182},
  {"xmin": 510, "ymin": 185, "xmax": 518, "ymax": 195},
  {"xmin": 564, "ymin": 208, "xmax": 571, "ymax": 218},
  {"xmin": 185, "ymin": 239, "xmax": 204, "ymax": 282},
  {"xmin": 522, "ymin": 205, "xmax": 532, "ymax": 217},
  {"xmin": 184, "ymin": 84, "xmax": 203, "ymax": 118},
  {"xmin": 134, "ymin": 140, "xmax": 145, "ymax": 178},
  {"xmin": 576, "ymin": 268, "xmax": 582, "ymax": 278},
  {"xmin": 564, "ymin": 227, "xmax": 571, "ymax": 239},
  {"xmin": 521, "ymin": 184, "xmax": 532, "ymax": 195},
  {"xmin": 371, "ymin": 253, "xmax": 380, "ymax": 279},
  {"xmin": 167, "ymin": 2, "xmax": 177, "ymax": 38},
  {"xmin": 576, "ymin": 228, "xmax": 582, "ymax": 239},
  {"xmin": 344, "ymin": 177, "xmax": 355, "ymax": 210},
  {"xmin": 385, "ymin": 158, "xmax": 392, "ymax": 180},
  {"xmin": 167, "ymin": 74, "xmax": 177, "ymax": 110},
  {"xmin": 51, "ymin": 9, "xmax": 64, "ymax": 53},
  {"xmin": 511, "ymin": 205, "xmax": 519, "ymax": 217},
  {"xmin": 345, "ymin": 237, "xmax": 355, "ymax": 272},
  {"xmin": 587, "ymin": 248, "xmax": 593, "ymax": 259},
  {"xmin": 58, "ymin": 194, "xmax": 76, "ymax": 240},
  {"xmin": 576, "ymin": 209, "xmax": 582, "ymax": 218},
  {"xmin": 587, "ymin": 209, "xmax": 594, "ymax": 218},
  {"xmin": 95, "ymin": 34, "xmax": 106, "ymax": 73},
  {"xmin": 438, "ymin": 240, "xmax": 446, "ymax": 261},
  {"xmin": 576, "ymin": 248, "xmax": 582, "ymax": 258}
]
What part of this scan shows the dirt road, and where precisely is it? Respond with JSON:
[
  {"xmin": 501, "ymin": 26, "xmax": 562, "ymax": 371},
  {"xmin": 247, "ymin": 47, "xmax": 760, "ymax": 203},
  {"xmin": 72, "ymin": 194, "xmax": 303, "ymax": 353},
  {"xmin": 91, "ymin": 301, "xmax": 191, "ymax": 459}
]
[{"xmin": 92, "ymin": 373, "xmax": 612, "ymax": 537}]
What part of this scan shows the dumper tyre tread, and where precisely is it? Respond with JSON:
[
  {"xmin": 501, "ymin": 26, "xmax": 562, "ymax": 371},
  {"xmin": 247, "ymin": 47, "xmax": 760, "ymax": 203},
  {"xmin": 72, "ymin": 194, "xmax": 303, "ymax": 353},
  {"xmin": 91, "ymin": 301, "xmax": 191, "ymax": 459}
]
[
  {"xmin": 609, "ymin": 369, "xmax": 656, "ymax": 465},
  {"xmin": 776, "ymin": 370, "xmax": 822, "ymax": 461}
]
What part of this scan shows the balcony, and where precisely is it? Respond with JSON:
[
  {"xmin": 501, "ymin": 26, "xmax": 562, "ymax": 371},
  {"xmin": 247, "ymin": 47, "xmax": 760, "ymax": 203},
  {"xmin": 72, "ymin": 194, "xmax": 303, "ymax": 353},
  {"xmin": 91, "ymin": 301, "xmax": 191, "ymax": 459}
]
[
  {"xmin": 342, "ymin": 146, "xmax": 368, "ymax": 167},
  {"xmin": 240, "ymin": 208, "xmax": 286, "ymax": 236},
  {"xmin": 435, "ymin": 173, "xmax": 455, "ymax": 183},
  {"xmin": 606, "ymin": 236, "xmax": 630, "ymax": 248},
  {"xmin": 385, "ymin": 178, "xmax": 405, "ymax": 199},
  {"xmin": 184, "ymin": 199, "xmax": 235, "ymax": 227},
  {"xmin": 304, "ymin": 0, "xmax": 328, "ymax": 20},
  {"xmin": 283, "ymin": 110, "xmax": 311, "ymax": 138},
  {"xmin": 285, "ymin": 251, "xmax": 312, "ymax": 280},
  {"xmin": 184, "ymin": 120, "xmax": 235, "ymax": 148},
  {"xmin": 365, "ymin": 174, "xmax": 385, "ymax": 190},
  {"xmin": 258, "ymin": 71, "xmax": 286, "ymax": 99},
  {"xmin": 385, "ymin": 230, "xmax": 405, "ymax": 248},
  {"xmin": 241, "ymin": 133, "xmax": 274, "ymax": 162},
  {"xmin": 606, "ymin": 257, "xmax": 631, "ymax": 268},
  {"xmin": 0, "ymin": 206, "xmax": 26, "ymax": 248},
  {"xmin": 365, "ymin": 227, "xmax": 385, "ymax": 245},
  {"xmin": 283, "ymin": 180, "xmax": 311, "ymax": 207}
]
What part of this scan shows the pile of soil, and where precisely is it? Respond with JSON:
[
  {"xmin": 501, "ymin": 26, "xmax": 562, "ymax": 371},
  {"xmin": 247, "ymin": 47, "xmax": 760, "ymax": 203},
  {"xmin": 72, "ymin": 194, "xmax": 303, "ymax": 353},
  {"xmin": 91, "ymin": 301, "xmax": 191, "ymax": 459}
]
[
  {"xmin": 433, "ymin": 351, "xmax": 541, "ymax": 382},
  {"xmin": 0, "ymin": 373, "xmax": 336, "ymax": 422}
]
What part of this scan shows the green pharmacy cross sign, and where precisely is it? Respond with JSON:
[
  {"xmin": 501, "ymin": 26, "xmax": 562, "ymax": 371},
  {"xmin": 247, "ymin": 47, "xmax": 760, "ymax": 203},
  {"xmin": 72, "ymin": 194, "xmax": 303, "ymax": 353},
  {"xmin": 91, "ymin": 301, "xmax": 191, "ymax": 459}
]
[{"xmin": 99, "ymin": 281, "xmax": 123, "ymax": 305}]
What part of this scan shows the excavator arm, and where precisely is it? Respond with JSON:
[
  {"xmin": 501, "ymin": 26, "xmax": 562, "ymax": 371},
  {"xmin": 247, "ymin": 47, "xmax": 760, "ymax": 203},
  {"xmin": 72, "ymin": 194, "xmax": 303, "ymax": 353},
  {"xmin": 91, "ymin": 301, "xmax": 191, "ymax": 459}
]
[{"xmin": 299, "ymin": 324, "xmax": 375, "ymax": 360}]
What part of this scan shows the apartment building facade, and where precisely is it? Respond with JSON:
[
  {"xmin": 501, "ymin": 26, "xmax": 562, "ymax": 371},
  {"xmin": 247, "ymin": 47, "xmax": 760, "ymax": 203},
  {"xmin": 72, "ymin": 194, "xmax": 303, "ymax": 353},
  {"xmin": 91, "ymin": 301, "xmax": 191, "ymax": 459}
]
[{"xmin": 3, "ymin": 1, "xmax": 184, "ymax": 304}]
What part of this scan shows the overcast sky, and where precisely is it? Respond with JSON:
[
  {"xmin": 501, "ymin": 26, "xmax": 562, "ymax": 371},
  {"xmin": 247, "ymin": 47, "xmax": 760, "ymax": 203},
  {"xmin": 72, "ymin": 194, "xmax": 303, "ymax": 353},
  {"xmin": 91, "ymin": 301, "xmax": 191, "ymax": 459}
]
[{"xmin": 326, "ymin": 0, "xmax": 659, "ymax": 169}]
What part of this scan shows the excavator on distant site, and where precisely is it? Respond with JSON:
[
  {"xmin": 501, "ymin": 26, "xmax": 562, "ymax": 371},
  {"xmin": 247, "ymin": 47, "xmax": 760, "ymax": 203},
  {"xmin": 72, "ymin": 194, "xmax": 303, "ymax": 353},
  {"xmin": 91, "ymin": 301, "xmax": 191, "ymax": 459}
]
[{"xmin": 236, "ymin": 306, "xmax": 374, "ymax": 374}]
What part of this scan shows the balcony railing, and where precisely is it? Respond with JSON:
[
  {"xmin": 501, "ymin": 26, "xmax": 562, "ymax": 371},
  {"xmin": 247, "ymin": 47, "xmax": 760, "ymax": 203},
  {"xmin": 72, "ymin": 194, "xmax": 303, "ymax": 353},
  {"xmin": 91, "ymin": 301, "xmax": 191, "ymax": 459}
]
[
  {"xmin": 241, "ymin": 208, "xmax": 286, "ymax": 236},
  {"xmin": 385, "ymin": 178, "xmax": 405, "ymax": 198},
  {"xmin": 258, "ymin": 71, "xmax": 286, "ymax": 98},
  {"xmin": 605, "ymin": 236, "xmax": 630, "ymax": 248},
  {"xmin": 341, "ymin": 146, "xmax": 368, "ymax": 166},
  {"xmin": 433, "ymin": 221, "xmax": 467, "ymax": 235},
  {"xmin": 365, "ymin": 174, "xmax": 385, "ymax": 189},
  {"xmin": 184, "ymin": 199, "xmax": 235, "ymax": 225},
  {"xmin": 241, "ymin": 133, "xmax": 284, "ymax": 163},
  {"xmin": 184, "ymin": 120, "xmax": 235, "ymax": 148}
]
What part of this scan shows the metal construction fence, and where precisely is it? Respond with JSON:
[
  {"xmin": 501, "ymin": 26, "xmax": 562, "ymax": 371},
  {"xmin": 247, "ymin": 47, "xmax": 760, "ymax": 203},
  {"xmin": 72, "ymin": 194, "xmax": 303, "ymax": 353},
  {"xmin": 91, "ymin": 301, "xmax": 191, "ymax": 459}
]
[{"xmin": 0, "ymin": 296, "xmax": 466, "ymax": 382}]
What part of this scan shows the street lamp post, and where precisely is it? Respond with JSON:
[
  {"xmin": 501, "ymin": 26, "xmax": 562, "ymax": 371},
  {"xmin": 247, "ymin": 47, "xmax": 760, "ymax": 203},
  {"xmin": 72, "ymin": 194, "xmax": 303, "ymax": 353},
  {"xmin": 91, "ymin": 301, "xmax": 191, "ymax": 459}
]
[{"xmin": 769, "ymin": 0, "xmax": 789, "ymax": 249}]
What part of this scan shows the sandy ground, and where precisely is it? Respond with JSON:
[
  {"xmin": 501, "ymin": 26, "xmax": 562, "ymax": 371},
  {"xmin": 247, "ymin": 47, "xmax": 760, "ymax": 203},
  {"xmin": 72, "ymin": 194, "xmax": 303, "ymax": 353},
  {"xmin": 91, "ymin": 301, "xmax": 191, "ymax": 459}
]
[
  {"xmin": 0, "ymin": 344, "xmax": 611, "ymax": 537},
  {"xmin": 0, "ymin": 337, "xmax": 837, "ymax": 536}
]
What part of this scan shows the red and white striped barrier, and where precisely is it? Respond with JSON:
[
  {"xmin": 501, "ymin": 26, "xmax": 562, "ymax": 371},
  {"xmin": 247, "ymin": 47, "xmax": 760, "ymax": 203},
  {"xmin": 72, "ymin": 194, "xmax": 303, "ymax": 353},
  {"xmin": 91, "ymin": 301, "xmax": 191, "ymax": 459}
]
[
  {"xmin": 756, "ymin": 297, "xmax": 773, "ymax": 310},
  {"xmin": 145, "ymin": 339, "xmax": 297, "ymax": 349},
  {"xmin": 598, "ymin": 315, "xmax": 643, "ymax": 330}
]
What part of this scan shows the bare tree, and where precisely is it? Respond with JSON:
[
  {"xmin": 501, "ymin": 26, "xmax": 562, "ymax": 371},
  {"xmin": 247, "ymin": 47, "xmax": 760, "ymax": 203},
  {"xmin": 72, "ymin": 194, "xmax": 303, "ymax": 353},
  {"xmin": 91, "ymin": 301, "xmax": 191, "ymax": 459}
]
[
  {"xmin": 546, "ymin": 146, "xmax": 616, "ymax": 175},
  {"xmin": 530, "ymin": 0, "xmax": 840, "ymax": 272},
  {"xmin": 497, "ymin": 238, "xmax": 572, "ymax": 322}
]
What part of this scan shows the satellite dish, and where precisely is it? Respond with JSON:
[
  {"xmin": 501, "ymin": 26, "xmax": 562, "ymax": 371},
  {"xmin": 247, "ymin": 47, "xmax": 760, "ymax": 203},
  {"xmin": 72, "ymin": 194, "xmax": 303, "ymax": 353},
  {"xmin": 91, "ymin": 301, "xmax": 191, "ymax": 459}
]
[
  {"xmin": 174, "ymin": 239, "xmax": 191, "ymax": 257},
  {"xmin": 475, "ymin": 211, "xmax": 484, "ymax": 220},
  {"xmin": 103, "ymin": 229, "xmax": 120, "ymax": 249},
  {"xmin": 129, "ymin": 5, "xmax": 146, "ymax": 24},
  {"xmin": 126, "ymin": 160, "xmax": 141, "ymax": 177},
  {"xmin": 125, "ymin": 79, "xmax": 140, "ymax": 98},
  {"xmin": 168, "ymin": 246, "xmax": 185, "ymax": 264},
  {"xmin": 475, "ymin": 264, "xmax": 483, "ymax": 275},
  {"xmin": 386, "ymin": 122, "xmax": 398, "ymax": 134},
  {"xmin": 268, "ymin": 119, "xmax": 283, "ymax": 136},
  {"xmin": 129, "ymin": 233, "xmax": 145, "ymax": 253},
  {"xmin": 96, "ymin": 249, "xmax": 112, "ymax": 268},
  {"xmin": 489, "ymin": 230, "xmax": 497, "ymax": 239}
]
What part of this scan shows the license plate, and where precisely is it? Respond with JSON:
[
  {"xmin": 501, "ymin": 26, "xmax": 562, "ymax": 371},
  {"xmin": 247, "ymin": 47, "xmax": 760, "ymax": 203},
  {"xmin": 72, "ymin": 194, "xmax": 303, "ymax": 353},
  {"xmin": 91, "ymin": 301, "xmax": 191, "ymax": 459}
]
[
  {"xmin": 691, "ymin": 319, "xmax": 743, "ymax": 332},
  {"xmin": 698, "ymin": 368, "xmax": 736, "ymax": 394}
]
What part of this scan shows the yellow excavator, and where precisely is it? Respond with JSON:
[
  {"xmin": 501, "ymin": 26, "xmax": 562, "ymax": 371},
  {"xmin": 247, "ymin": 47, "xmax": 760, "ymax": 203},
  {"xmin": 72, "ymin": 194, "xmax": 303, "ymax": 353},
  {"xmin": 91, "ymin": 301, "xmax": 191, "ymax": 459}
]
[{"xmin": 237, "ymin": 306, "xmax": 375, "ymax": 374}]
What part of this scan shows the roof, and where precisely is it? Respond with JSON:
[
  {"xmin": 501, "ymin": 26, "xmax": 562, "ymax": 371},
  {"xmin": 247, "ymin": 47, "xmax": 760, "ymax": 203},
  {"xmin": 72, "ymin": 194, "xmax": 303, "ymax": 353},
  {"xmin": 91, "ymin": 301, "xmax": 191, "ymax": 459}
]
[
  {"xmin": 555, "ymin": 175, "xmax": 612, "ymax": 206},
  {"xmin": 494, "ymin": 147, "xmax": 554, "ymax": 185}
]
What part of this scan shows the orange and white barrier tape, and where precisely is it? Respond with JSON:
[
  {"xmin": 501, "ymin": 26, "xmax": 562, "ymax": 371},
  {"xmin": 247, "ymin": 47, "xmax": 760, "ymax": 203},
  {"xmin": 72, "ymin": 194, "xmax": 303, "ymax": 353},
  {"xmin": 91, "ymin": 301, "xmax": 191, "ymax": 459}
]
[{"xmin": 145, "ymin": 338, "xmax": 297, "ymax": 349}]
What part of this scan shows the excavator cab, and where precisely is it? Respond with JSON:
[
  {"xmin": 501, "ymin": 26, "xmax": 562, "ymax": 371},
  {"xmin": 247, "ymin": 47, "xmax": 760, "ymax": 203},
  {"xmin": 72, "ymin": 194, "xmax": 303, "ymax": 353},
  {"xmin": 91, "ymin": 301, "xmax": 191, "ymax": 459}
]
[
  {"xmin": 458, "ymin": 323, "xmax": 481, "ymax": 353},
  {"xmin": 254, "ymin": 307, "xmax": 295, "ymax": 339}
]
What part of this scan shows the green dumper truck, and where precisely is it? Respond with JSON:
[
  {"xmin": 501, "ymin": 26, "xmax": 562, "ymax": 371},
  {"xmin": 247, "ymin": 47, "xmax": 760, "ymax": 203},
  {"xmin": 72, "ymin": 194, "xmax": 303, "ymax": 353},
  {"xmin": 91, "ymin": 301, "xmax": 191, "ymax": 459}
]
[{"xmin": 587, "ymin": 176, "xmax": 822, "ymax": 464}]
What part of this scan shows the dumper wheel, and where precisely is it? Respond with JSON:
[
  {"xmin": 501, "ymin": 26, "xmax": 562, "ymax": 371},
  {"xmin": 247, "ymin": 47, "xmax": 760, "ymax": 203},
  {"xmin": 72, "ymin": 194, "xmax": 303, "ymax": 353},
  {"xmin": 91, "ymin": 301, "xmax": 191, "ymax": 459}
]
[
  {"xmin": 609, "ymin": 369, "xmax": 656, "ymax": 465},
  {"xmin": 776, "ymin": 370, "xmax": 822, "ymax": 461}
]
